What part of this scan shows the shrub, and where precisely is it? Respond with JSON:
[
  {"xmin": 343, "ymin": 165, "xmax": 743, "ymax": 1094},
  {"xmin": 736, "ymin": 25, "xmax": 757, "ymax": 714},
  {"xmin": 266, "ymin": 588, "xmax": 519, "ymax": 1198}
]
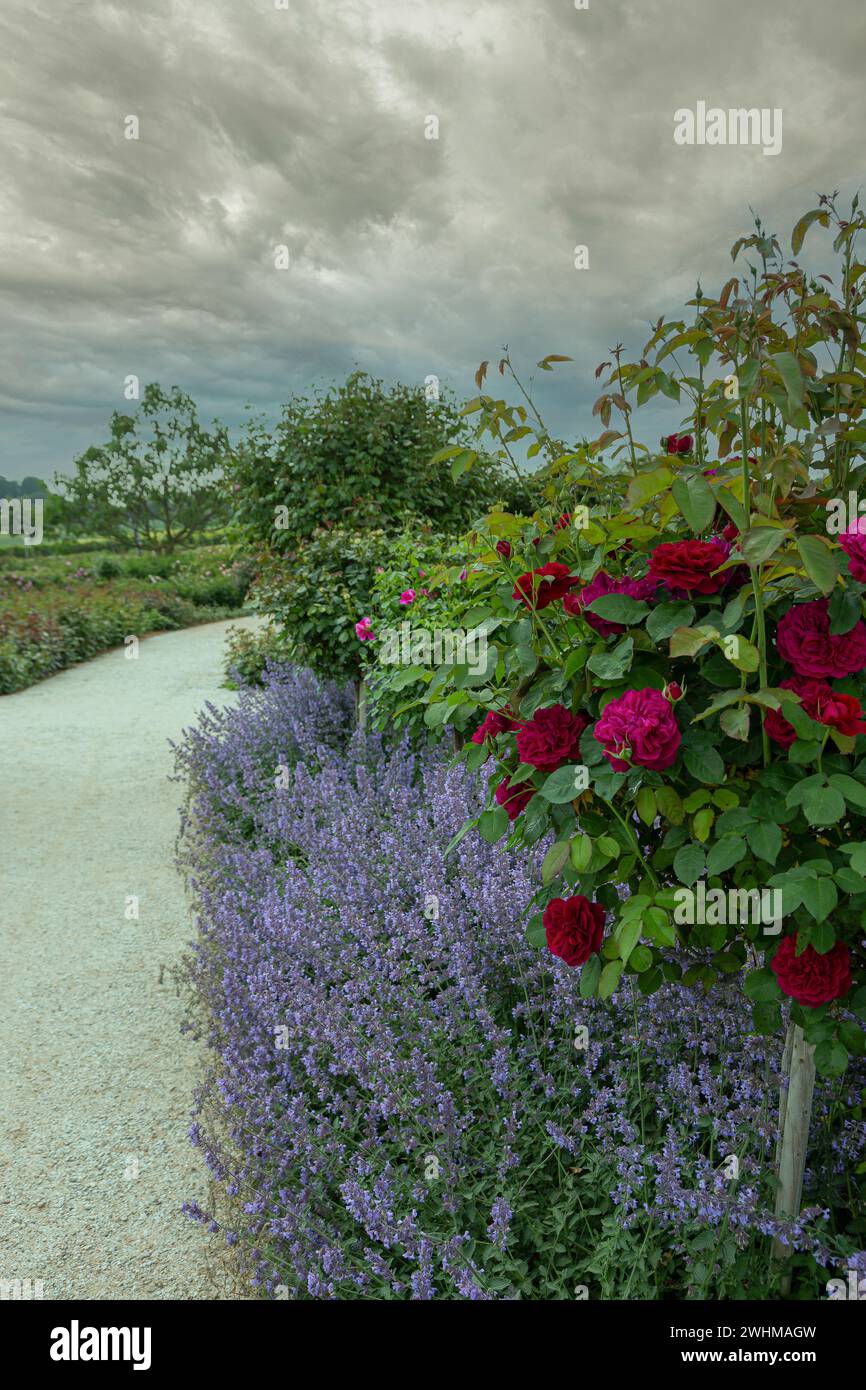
[
  {"xmin": 405, "ymin": 197, "xmax": 866, "ymax": 1082},
  {"xmin": 229, "ymin": 371, "xmax": 533, "ymax": 550},
  {"xmin": 0, "ymin": 546, "xmax": 252, "ymax": 693},
  {"xmin": 250, "ymin": 526, "xmax": 454, "ymax": 687},
  {"xmin": 176, "ymin": 662, "xmax": 866, "ymax": 1300}
]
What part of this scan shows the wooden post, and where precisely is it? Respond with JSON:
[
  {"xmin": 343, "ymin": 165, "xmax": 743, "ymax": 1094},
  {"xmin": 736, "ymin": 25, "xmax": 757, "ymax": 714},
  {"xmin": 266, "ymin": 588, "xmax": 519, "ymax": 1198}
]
[
  {"xmin": 356, "ymin": 678, "xmax": 368, "ymax": 731},
  {"xmin": 772, "ymin": 1022, "xmax": 816, "ymax": 1294}
]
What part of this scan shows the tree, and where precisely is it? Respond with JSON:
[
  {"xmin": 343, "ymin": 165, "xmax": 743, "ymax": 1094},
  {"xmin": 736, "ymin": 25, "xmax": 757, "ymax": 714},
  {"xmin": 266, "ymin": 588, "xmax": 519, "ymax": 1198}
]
[
  {"xmin": 59, "ymin": 384, "xmax": 230, "ymax": 550},
  {"xmin": 229, "ymin": 371, "xmax": 533, "ymax": 551}
]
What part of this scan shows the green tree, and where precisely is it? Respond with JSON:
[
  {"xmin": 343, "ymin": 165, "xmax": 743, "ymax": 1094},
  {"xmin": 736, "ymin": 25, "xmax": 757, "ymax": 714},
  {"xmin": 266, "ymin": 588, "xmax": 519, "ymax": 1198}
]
[
  {"xmin": 59, "ymin": 384, "xmax": 229, "ymax": 551},
  {"xmin": 229, "ymin": 371, "xmax": 532, "ymax": 549}
]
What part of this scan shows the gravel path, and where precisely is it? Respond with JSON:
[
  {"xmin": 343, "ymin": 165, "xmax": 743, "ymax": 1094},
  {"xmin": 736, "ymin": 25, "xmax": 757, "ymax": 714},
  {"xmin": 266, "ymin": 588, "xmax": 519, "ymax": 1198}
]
[{"xmin": 0, "ymin": 617, "xmax": 259, "ymax": 1300}]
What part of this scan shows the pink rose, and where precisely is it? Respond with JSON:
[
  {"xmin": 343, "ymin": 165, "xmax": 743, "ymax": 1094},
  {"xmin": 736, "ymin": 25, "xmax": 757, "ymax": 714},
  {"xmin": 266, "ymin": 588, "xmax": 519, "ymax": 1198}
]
[
  {"xmin": 838, "ymin": 516, "xmax": 866, "ymax": 583},
  {"xmin": 564, "ymin": 571, "xmax": 657, "ymax": 637},
  {"xmin": 355, "ymin": 617, "xmax": 376, "ymax": 642},
  {"xmin": 593, "ymin": 687, "xmax": 682, "ymax": 772},
  {"xmin": 775, "ymin": 598, "xmax": 866, "ymax": 679},
  {"xmin": 399, "ymin": 589, "xmax": 416, "ymax": 605}
]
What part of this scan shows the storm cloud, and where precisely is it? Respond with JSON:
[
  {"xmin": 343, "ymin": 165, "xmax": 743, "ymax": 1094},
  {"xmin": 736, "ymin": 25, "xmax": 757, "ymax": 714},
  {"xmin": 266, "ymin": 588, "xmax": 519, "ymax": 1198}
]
[{"xmin": 0, "ymin": 0, "xmax": 863, "ymax": 478}]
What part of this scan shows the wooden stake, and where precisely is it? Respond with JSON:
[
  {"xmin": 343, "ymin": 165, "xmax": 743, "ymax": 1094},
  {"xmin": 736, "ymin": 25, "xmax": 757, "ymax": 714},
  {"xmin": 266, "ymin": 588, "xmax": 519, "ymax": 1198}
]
[{"xmin": 772, "ymin": 1022, "xmax": 816, "ymax": 1294}]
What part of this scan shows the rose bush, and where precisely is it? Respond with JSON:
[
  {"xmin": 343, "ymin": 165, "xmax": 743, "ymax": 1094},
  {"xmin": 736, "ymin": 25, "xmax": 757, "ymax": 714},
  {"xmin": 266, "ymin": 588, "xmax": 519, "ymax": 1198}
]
[{"xmin": 408, "ymin": 196, "xmax": 866, "ymax": 1080}]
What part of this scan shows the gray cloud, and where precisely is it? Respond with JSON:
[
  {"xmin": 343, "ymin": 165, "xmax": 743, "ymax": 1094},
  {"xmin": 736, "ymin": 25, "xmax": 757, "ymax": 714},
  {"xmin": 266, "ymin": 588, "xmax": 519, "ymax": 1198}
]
[{"xmin": 0, "ymin": 0, "xmax": 863, "ymax": 480}]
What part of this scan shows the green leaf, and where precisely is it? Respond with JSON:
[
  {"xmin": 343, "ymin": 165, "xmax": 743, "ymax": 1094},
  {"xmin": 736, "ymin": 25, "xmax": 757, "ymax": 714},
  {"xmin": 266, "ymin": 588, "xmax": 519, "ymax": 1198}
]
[
  {"xmin": 626, "ymin": 466, "xmax": 672, "ymax": 510},
  {"xmin": 656, "ymin": 786, "xmax": 684, "ymax": 825},
  {"xmin": 775, "ymin": 350, "xmax": 805, "ymax": 409},
  {"xmin": 629, "ymin": 944, "xmax": 653, "ymax": 973},
  {"xmin": 802, "ymin": 783, "xmax": 846, "ymax": 826},
  {"xmin": 669, "ymin": 625, "xmax": 716, "ymax": 658},
  {"xmin": 542, "ymin": 840, "xmax": 570, "ymax": 884},
  {"xmin": 800, "ymin": 875, "xmax": 838, "ymax": 921},
  {"xmin": 797, "ymin": 535, "xmax": 838, "ymax": 595},
  {"xmin": 791, "ymin": 208, "xmax": 828, "ymax": 255},
  {"xmin": 525, "ymin": 913, "xmax": 546, "ymax": 947},
  {"xmin": 706, "ymin": 835, "xmax": 747, "ymax": 875},
  {"xmin": 744, "ymin": 967, "xmax": 782, "ymax": 1002},
  {"xmin": 750, "ymin": 821, "xmax": 782, "ymax": 865},
  {"xmin": 646, "ymin": 601, "xmax": 695, "ymax": 642},
  {"xmin": 579, "ymin": 953, "xmax": 601, "ymax": 998},
  {"xmin": 720, "ymin": 705, "xmax": 750, "ymax": 741},
  {"xmin": 636, "ymin": 787, "xmax": 657, "ymax": 826},
  {"xmin": 672, "ymin": 473, "xmax": 717, "ymax": 534},
  {"xmin": 541, "ymin": 764, "xmax": 589, "ymax": 804},
  {"xmin": 684, "ymin": 745, "xmax": 725, "ymax": 785},
  {"xmin": 478, "ymin": 806, "xmax": 510, "ymax": 843},
  {"xmin": 587, "ymin": 594, "xmax": 649, "ymax": 625},
  {"xmin": 598, "ymin": 958, "xmax": 624, "ymax": 1000},
  {"xmin": 834, "ymin": 866, "xmax": 866, "ymax": 895},
  {"xmin": 673, "ymin": 843, "xmax": 706, "ymax": 886},
  {"xmin": 752, "ymin": 1000, "xmax": 783, "ymax": 1036},
  {"xmin": 570, "ymin": 834, "xmax": 594, "ymax": 872},
  {"xmin": 828, "ymin": 586, "xmax": 861, "ymax": 635},
  {"xmin": 616, "ymin": 916, "xmax": 642, "ymax": 963},
  {"xmin": 740, "ymin": 524, "xmax": 788, "ymax": 566},
  {"xmin": 814, "ymin": 1039, "xmax": 848, "ymax": 1078},
  {"xmin": 829, "ymin": 773, "xmax": 866, "ymax": 810},
  {"xmin": 586, "ymin": 636, "xmax": 634, "ymax": 682}
]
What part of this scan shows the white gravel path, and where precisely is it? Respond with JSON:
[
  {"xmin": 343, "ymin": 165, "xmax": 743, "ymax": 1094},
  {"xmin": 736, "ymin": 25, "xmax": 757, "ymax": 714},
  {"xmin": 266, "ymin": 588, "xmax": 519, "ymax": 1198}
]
[{"xmin": 0, "ymin": 617, "xmax": 260, "ymax": 1300}]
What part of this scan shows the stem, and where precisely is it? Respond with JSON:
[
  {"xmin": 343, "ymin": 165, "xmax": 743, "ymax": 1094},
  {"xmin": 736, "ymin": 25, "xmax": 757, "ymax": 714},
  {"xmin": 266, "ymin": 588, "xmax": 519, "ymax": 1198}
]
[
  {"xmin": 772, "ymin": 1022, "xmax": 817, "ymax": 1296},
  {"xmin": 740, "ymin": 385, "xmax": 770, "ymax": 765}
]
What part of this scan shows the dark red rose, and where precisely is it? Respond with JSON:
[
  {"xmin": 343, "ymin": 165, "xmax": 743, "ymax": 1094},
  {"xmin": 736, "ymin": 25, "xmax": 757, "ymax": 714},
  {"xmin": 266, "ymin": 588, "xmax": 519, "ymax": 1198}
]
[
  {"xmin": 593, "ymin": 687, "xmax": 681, "ymax": 772},
  {"xmin": 765, "ymin": 675, "xmax": 866, "ymax": 749},
  {"xmin": 722, "ymin": 521, "xmax": 739, "ymax": 543},
  {"xmin": 471, "ymin": 709, "xmax": 515, "ymax": 744},
  {"xmin": 563, "ymin": 570, "xmax": 658, "ymax": 637},
  {"xmin": 554, "ymin": 512, "xmax": 571, "ymax": 531},
  {"xmin": 495, "ymin": 539, "xmax": 512, "ymax": 558},
  {"xmin": 771, "ymin": 935, "xmax": 852, "ymax": 1007},
  {"xmin": 648, "ymin": 538, "xmax": 735, "ymax": 596},
  {"xmin": 664, "ymin": 433, "xmax": 693, "ymax": 454},
  {"xmin": 776, "ymin": 598, "xmax": 866, "ymax": 679},
  {"xmin": 512, "ymin": 562, "xmax": 578, "ymax": 610},
  {"xmin": 543, "ymin": 894, "xmax": 606, "ymax": 967},
  {"xmin": 494, "ymin": 774, "xmax": 535, "ymax": 821},
  {"xmin": 664, "ymin": 682, "xmax": 683, "ymax": 702},
  {"xmin": 515, "ymin": 703, "xmax": 588, "ymax": 772}
]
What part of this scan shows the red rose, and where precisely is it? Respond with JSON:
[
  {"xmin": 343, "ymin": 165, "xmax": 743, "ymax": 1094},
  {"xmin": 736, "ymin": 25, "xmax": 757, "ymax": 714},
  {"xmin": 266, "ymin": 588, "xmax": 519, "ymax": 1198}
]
[
  {"xmin": 776, "ymin": 598, "xmax": 866, "ymax": 679},
  {"xmin": 564, "ymin": 570, "xmax": 658, "ymax": 637},
  {"xmin": 554, "ymin": 512, "xmax": 571, "ymax": 531},
  {"xmin": 648, "ymin": 538, "xmax": 734, "ymax": 596},
  {"xmin": 722, "ymin": 521, "xmax": 739, "ymax": 543},
  {"xmin": 515, "ymin": 703, "xmax": 588, "ymax": 772},
  {"xmin": 664, "ymin": 433, "xmax": 693, "ymax": 455},
  {"xmin": 664, "ymin": 682, "xmax": 683, "ymax": 702},
  {"xmin": 495, "ymin": 539, "xmax": 512, "ymax": 558},
  {"xmin": 471, "ymin": 709, "xmax": 514, "ymax": 744},
  {"xmin": 543, "ymin": 894, "xmax": 606, "ymax": 967},
  {"xmin": 512, "ymin": 562, "xmax": 578, "ymax": 610},
  {"xmin": 771, "ymin": 935, "xmax": 852, "ymax": 1007},
  {"xmin": 494, "ymin": 774, "xmax": 535, "ymax": 821},
  {"xmin": 764, "ymin": 675, "xmax": 866, "ymax": 749},
  {"xmin": 593, "ymin": 687, "xmax": 681, "ymax": 772}
]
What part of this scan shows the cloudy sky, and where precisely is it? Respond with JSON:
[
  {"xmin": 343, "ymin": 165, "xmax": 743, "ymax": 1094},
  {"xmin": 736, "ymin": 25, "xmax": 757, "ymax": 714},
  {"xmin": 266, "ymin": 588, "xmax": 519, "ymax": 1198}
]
[{"xmin": 0, "ymin": 0, "xmax": 863, "ymax": 481}]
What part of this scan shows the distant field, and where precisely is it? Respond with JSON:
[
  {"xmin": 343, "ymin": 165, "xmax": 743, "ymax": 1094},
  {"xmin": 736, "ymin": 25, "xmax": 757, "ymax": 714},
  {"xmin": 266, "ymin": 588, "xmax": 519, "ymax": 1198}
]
[{"xmin": 0, "ymin": 541, "xmax": 254, "ymax": 694}]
